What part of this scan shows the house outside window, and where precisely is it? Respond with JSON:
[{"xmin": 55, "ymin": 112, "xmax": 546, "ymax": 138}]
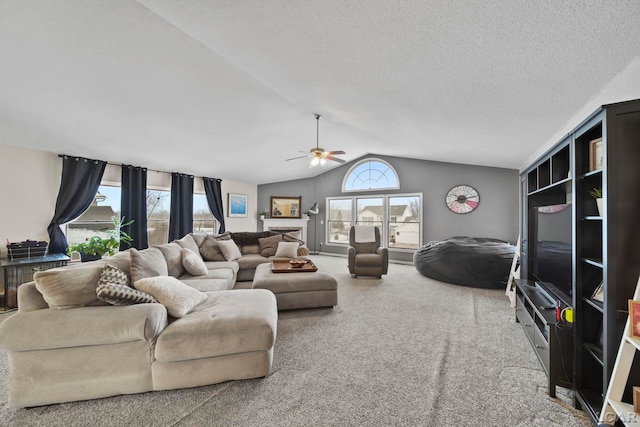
[
  {"xmin": 327, "ymin": 198, "xmax": 353, "ymax": 243},
  {"xmin": 326, "ymin": 193, "xmax": 422, "ymax": 250},
  {"xmin": 66, "ymin": 185, "xmax": 121, "ymax": 247}
]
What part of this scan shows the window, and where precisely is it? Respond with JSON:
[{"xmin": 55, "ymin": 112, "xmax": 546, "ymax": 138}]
[
  {"xmin": 193, "ymin": 193, "xmax": 218, "ymax": 234},
  {"xmin": 147, "ymin": 189, "xmax": 170, "ymax": 246},
  {"xmin": 343, "ymin": 159, "xmax": 399, "ymax": 192},
  {"xmin": 66, "ymin": 185, "xmax": 121, "ymax": 247},
  {"xmin": 327, "ymin": 198, "xmax": 353, "ymax": 244},
  {"xmin": 326, "ymin": 193, "xmax": 422, "ymax": 250},
  {"xmin": 387, "ymin": 195, "xmax": 421, "ymax": 249},
  {"xmin": 356, "ymin": 197, "xmax": 383, "ymax": 229}
]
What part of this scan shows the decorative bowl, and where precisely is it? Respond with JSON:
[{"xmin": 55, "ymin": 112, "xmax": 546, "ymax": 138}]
[{"xmin": 289, "ymin": 259, "xmax": 307, "ymax": 268}]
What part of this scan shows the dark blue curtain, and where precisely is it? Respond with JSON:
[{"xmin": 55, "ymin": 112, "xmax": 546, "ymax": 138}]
[
  {"xmin": 203, "ymin": 177, "xmax": 225, "ymax": 233},
  {"xmin": 168, "ymin": 172, "xmax": 194, "ymax": 241},
  {"xmin": 121, "ymin": 165, "xmax": 148, "ymax": 250},
  {"xmin": 47, "ymin": 155, "xmax": 107, "ymax": 254}
]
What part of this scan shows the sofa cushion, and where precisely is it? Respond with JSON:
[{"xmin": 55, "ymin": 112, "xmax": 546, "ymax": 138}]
[
  {"xmin": 190, "ymin": 231, "xmax": 209, "ymax": 247},
  {"xmin": 96, "ymin": 284, "xmax": 159, "ymax": 305},
  {"xmin": 217, "ymin": 239, "xmax": 242, "ymax": 261},
  {"xmin": 157, "ymin": 242, "xmax": 185, "ymax": 278},
  {"xmin": 182, "ymin": 248, "xmax": 208, "ymax": 276},
  {"xmin": 97, "ymin": 250, "xmax": 132, "ymax": 277},
  {"xmin": 154, "ymin": 289, "xmax": 277, "ymax": 362},
  {"xmin": 34, "ymin": 263, "xmax": 106, "ymax": 309},
  {"xmin": 130, "ymin": 247, "xmax": 168, "ymax": 283},
  {"xmin": 174, "ymin": 234, "xmax": 201, "ymax": 255},
  {"xmin": 258, "ymin": 234, "xmax": 283, "ymax": 257},
  {"xmin": 275, "ymin": 241, "xmax": 299, "ymax": 258},
  {"xmin": 199, "ymin": 234, "xmax": 230, "ymax": 261},
  {"xmin": 178, "ymin": 278, "xmax": 234, "ymax": 292},
  {"xmin": 241, "ymin": 244, "xmax": 261, "ymax": 255},
  {"xmin": 236, "ymin": 254, "xmax": 270, "ymax": 271},
  {"xmin": 97, "ymin": 264, "xmax": 129, "ymax": 287},
  {"xmin": 134, "ymin": 276, "xmax": 207, "ymax": 318},
  {"xmin": 203, "ymin": 260, "xmax": 240, "ymax": 274}
]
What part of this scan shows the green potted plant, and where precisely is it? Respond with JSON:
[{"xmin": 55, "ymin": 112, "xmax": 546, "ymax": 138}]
[
  {"xmin": 68, "ymin": 216, "xmax": 134, "ymax": 262},
  {"xmin": 590, "ymin": 187, "xmax": 603, "ymax": 216},
  {"xmin": 259, "ymin": 209, "xmax": 269, "ymax": 220}
]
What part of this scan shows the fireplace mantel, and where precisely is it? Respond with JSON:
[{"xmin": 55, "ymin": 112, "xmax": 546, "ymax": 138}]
[{"xmin": 261, "ymin": 218, "xmax": 310, "ymax": 243}]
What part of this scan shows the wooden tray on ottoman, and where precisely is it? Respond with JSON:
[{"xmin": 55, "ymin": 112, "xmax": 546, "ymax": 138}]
[{"xmin": 271, "ymin": 259, "xmax": 318, "ymax": 273}]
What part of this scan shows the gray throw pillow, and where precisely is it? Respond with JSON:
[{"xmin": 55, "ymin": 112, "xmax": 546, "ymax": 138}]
[
  {"xmin": 259, "ymin": 234, "xmax": 283, "ymax": 257},
  {"xmin": 130, "ymin": 247, "xmax": 169, "ymax": 284},
  {"xmin": 182, "ymin": 248, "xmax": 208, "ymax": 276},
  {"xmin": 199, "ymin": 235, "xmax": 227, "ymax": 261},
  {"xmin": 217, "ymin": 239, "xmax": 242, "ymax": 261}
]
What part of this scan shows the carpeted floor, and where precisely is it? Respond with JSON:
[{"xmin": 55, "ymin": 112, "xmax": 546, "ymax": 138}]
[{"xmin": 0, "ymin": 255, "xmax": 591, "ymax": 426}]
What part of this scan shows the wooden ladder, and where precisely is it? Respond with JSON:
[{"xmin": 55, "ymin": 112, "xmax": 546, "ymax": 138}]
[
  {"xmin": 600, "ymin": 275, "xmax": 640, "ymax": 426},
  {"xmin": 505, "ymin": 235, "xmax": 520, "ymax": 308}
]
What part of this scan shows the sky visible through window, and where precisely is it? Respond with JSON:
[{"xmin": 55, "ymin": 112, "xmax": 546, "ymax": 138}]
[{"xmin": 344, "ymin": 160, "xmax": 399, "ymax": 191}]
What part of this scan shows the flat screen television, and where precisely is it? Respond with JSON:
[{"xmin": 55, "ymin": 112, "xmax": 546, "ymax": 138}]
[{"xmin": 532, "ymin": 203, "xmax": 573, "ymax": 306}]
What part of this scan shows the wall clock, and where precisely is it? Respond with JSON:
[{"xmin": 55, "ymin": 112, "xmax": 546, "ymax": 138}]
[{"xmin": 445, "ymin": 185, "xmax": 480, "ymax": 214}]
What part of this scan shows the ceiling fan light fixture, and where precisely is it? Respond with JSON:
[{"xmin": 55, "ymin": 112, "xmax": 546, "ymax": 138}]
[
  {"xmin": 320, "ymin": 158, "xmax": 326, "ymax": 166},
  {"xmin": 310, "ymin": 157, "xmax": 320, "ymax": 166}
]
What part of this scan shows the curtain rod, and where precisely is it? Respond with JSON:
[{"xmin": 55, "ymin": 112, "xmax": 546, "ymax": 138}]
[{"xmin": 58, "ymin": 154, "xmax": 222, "ymax": 181}]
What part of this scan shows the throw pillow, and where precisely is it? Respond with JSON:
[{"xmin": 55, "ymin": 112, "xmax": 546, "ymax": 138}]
[
  {"xmin": 133, "ymin": 276, "xmax": 207, "ymax": 318},
  {"xmin": 182, "ymin": 248, "xmax": 208, "ymax": 276},
  {"xmin": 157, "ymin": 242, "xmax": 186, "ymax": 278},
  {"xmin": 97, "ymin": 263, "xmax": 129, "ymax": 287},
  {"xmin": 174, "ymin": 234, "xmax": 200, "ymax": 255},
  {"xmin": 34, "ymin": 263, "xmax": 105, "ymax": 309},
  {"xmin": 258, "ymin": 234, "xmax": 283, "ymax": 257},
  {"xmin": 274, "ymin": 241, "xmax": 299, "ymax": 258},
  {"xmin": 130, "ymin": 247, "xmax": 169, "ymax": 284},
  {"xmin": 199, "ymin": 235, "xmax": 226, "ymax": 261},
  {"xmin": 216, "ymin": 239, "xmax": 242, "ymax": 261},
  {"xmin": 96, "ymin": 284, "xmax": 158, "ymax": 306}
]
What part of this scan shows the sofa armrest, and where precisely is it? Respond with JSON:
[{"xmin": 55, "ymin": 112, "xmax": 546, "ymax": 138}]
[
  {"xmin": 348, "ymin": 246, "xmax": 356, "ymax": 274},
  {"xmin": 17, "ymin": 282, "xmax": 49, "ymax": 312},
  {"xmin": 376, "ymin": 247, "xmax": 389, "ymax": 274},
  {"xmin": 0, "ymin": 303, "xmax": 168, "ymax": 352}
]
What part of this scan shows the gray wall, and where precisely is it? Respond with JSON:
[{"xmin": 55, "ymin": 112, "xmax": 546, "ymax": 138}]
[{"xmin": 259, "ymin": 154, "xmax": 519, "ymax": 262}]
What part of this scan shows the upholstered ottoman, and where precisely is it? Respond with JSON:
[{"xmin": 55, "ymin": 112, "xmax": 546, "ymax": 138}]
[{"xmin": 252, "ymin": 263, "xmax": 338, "ymax": 310}]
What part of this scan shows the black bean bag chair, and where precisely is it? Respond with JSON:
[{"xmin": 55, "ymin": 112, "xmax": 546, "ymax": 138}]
[{"xmin": 413, "ymin": 236, "xmax": 515, "ymax": 289}]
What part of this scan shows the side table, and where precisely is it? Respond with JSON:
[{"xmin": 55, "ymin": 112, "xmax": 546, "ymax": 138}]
[{"xmin": 1, "ymin": 253, "xmax": 70, "ymax": 309}]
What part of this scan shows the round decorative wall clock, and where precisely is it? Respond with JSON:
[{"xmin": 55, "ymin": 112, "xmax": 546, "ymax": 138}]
[{"xmin": 445, "ymin": 185, "xmax": 480, "ymax": 214}]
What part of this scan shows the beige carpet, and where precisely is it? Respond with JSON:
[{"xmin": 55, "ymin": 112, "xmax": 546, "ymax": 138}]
[{"xmin": 0, "ymin": 255, "xmax": 590, "ymax": 426}]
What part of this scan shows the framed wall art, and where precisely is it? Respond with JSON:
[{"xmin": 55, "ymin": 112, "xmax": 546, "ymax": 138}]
[
  {"xmin": 228, "ymin": 193, "xmax": 248, "ymax": 217},
  {"xmin": 270, "ymin": 196, "xmax": 301, "ymax": 219},
  {"xmin": 589, "ymin": 137, "xmax": 603, "ymax": 171}
]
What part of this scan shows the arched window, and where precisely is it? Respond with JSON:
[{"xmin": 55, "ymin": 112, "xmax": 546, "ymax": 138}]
[{"xmin": 342, "ymin": 159, "xmax": 399, "ymax": 192}]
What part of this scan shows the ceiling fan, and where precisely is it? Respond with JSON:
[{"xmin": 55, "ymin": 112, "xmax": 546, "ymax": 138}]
[{"xmin": 286, "ymin": 114, "xmax": 346, "ymax": 166}]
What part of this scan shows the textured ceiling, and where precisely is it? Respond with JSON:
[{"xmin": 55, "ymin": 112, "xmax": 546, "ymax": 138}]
[{"xmin": 1, "ymin": 1, "xmax": 640, "ymax": 184}]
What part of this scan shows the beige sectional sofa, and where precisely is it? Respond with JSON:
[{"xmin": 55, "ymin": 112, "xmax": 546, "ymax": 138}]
[{"xmin": 0, "ymin": 231, "xmax": 307, "ymax": 408}]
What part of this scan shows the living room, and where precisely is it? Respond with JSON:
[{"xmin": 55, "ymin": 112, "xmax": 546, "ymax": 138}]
[{"xmin": 2, "ymin": 2, "xmax": 640, "ymax": 426}]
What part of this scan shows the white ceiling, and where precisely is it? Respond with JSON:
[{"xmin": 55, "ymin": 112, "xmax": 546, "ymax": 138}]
[{"xmin": 1, "ymin": 1, "xmax": 640, "ymax": 184}]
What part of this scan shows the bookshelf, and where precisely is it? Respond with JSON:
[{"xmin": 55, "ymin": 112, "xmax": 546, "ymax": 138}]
[{"xmin": 519, "ymin": 99, "xmax": 640, "ymax": 423}]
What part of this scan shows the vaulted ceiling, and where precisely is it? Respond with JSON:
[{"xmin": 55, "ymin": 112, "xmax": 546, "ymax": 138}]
[{"xmin": 1, "ymin": 1, "xmax": 639, "ymax": 184}]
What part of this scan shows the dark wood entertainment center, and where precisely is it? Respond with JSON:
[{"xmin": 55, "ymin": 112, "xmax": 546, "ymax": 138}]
[{"xmin": 518, "ymin": 99, "xmax": 640, "ymax": 424}]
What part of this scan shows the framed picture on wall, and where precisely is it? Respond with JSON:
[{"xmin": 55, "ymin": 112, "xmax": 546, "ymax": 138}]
[
  {"xmin": 270, "ymin": 196, "xmax": 301, "ymax": 219},
  {"xmin": 228, "ymin": 193, "xmax": 248, "ymax": 217}
]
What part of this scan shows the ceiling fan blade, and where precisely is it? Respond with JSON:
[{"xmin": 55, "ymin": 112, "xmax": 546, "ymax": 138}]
[
  {"xmin": 325, "ymin": 150, "xmax": 345, "ymax": 155},
  {"xmin": 325, "ymin": 155, "xmax": 346, "ymax": 163},
  {"xmin": 285, "ymin": 154, "xmax": 310, "ymax": 161}
]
